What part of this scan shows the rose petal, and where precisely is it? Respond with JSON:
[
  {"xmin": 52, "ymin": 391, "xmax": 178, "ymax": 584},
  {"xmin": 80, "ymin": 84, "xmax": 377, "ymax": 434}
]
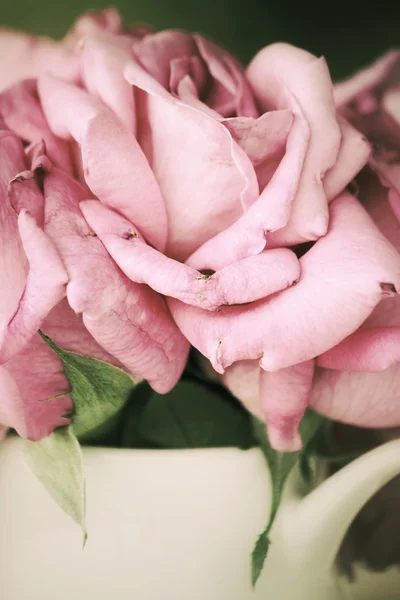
[
  {"xmin": 79, "ymin": 33, "xmax": 136, "ymax": 133},
  {"xmin": 194, "ymin": 35, "xmax": 259, "ymax": 118},
  {"xmin": 260, "ymin": 360, "xmax": 314, "ymax": 451},
  {"xmin": 0, "ymin": 29, "xmax": 79, "ymax": 92},
  {"xmin": 43, "ymin": 168, "xmax": 189, "ymax": 392},
  {"xmin": 187, "ymin": 96, "xmax": 309, "ymax": 269},
  {"xmin": 64, "ymin": 8, "xmax": 123, "ymax": 47},
  {"xmin": 124, "ymin": 59, "xmax": 259, "ymax": 260},
  {"xmin": 223, "ymin": 110, "xmax": 293, "ymax": 192},
  {"xmin": 223, "ymin": 358, "xmax": 315, "ymax": 451},
  {"xmin": 169, "ymin": 193, "xmax": 400, "ymax": 373},
  {"xmin": 133, "ymin": 30, "xmax": 196, "ymax": 89},
  {"xmin": 0, "ymin": 209, "xmax": 68, "ymax": 363},
  {"xmin": 310, "ymin": 364, "xmax": 400, "ymax": 428},
  {"xmin": 222, "ymin": 360, "xmax": 263, "ymax": 419},
  {"xmin": 247, "ymin": 43, "xmax": 342, "ymax": 241},
  {"xmin": 323, "ymin": 117, "xmax": 371, "ymax": 201},
  {"xmin": 318, "ymin": 328, "xmax": 400, "ymax": 371},
  {"xmin": 37, "ymin": 74, "xmax": 168, "ymax": 251},
  {"xmin": 0, "ymin": 80, "xmax": 73, "ymax": 172},
  {"xmin": 334, "ymin": 51, "xmax": 400, "ymax": 108},
  {"xmin": 0, "ymin": 132, "xmax": 29, "ymax": 342},
  {"xmin": 81, "ymin": 198, "xmax": 300, "ymax": 309}
]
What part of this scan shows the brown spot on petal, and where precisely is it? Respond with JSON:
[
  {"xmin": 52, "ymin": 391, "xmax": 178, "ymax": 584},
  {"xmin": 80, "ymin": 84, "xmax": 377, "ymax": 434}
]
[
  {"xmin": 197, "ymin": 269, "xmax": 215, "ymax": 279},
  {"xmin": 380, "ymin": 282, "xmax": 397, "ymax": 295},
  {"xmin": 123, "ymin": 228, "xmax": 139, "ymax": 240}
]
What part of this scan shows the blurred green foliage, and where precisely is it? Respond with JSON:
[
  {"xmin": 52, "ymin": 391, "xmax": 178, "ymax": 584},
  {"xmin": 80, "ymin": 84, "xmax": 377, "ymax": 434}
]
[{"xmin": 1, "ymin": 0, "xmax": 398, "ymax": 79}]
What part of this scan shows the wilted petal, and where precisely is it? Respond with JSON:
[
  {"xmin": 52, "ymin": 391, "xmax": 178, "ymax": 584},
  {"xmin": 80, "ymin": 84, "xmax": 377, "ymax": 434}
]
[
  {"xmin": 124, "ymin": 60, "xmax": 259, "ymax": 260},
  {"xmin": 43, "ymin": 168, "xmax": 189, "ymax": 392},
  {"xmin": 81, "ymin": 198, "xmax": 300, "ymax": 309},
  {"xmin": 38, "ymin": 74, "xmax": 168, "ymax": 251},
  {"xmin": 169, "ymin": 193, "xmax": 400, "ymax": 373}
]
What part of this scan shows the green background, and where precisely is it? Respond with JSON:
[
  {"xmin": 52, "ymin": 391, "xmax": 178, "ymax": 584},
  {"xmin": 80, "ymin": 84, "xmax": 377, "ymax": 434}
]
[{"xmin": 1, "ymin": 0, "xmax": 397, "ymax": 79}]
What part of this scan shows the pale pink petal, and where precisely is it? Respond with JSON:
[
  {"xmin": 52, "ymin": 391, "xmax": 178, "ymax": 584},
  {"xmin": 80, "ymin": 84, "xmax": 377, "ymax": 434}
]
[
  {"xmin": 310, "ymin": 364, "xmax": 400, "ymax": 428},
  {"xmin": 81, "ymin": 198, "xmax": 300, "ymax": 309},
  {"xmin": 260, "ymin": 360, "xmax": 315, "ymax": 451},
  {"xmin": 0, "ymin": 29, "xmax": 79, "ymax": 92},
  {"xmin": 247, "ymin": 43, "xmax": 342, "ymax": 241},
  {"xmin": 223, "ymin": 358, "xmax": 315, "ymax": 451},
  {"xmin": 318, "ymin": 328, "xmax": 400, "ymax": 371},
  {"xmin": 334, "ymin": 51, "xmax": 400, "ymax": 107},
  {"xmin": 37, "ymin": 75, "xmax": 168, "ymax": 251},
  {"xmin": 194, "ymin": 35, "xmax": 259, "ymax": 117},
  {"xmin": 124, "ymin": 60, "xmax": 259, "ymax": 260},
  {"xmin": 79, "ymin": 33, "xmax": 136, "ymax": 133},
  {"xmin": 169, "ymin": 193, "xmax": 400, "ymax": 373},
  {"xmin": 43, "ymin": 168, "xmax": 189, "ymax": 392},
  {"xmin": 169, "ymin": 55, "xmax": 207, "ymax": 99},
  {"xmin": 64, "ymin": 8, "xmax": 123, "ymax": 47},
  {"xmin": 0, "ymin": 209, "xmax": 68, "ymax": 363},
  {"xmin": 323, "ymin": 117, "xmax": 371, "ymax": 201},
  {"xmin": 0, "ymin": 80, "xmax": 73, "ymax": 172},
  {"xmin": 222, "ymin": 110, "xmax": 293, "ymax": 193},
  {"xmin": 187, "ymin": 99, "xmax": 309, "ymax": 269},
  {"xmin": 222, "ymin": 360, "xmax": 263, "ymax": 419}
]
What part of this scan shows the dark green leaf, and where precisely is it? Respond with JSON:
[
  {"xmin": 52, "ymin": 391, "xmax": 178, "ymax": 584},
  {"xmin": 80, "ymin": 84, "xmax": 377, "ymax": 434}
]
[
  {"xmin": 251, "ymin": 409, "xmax": 324, "ymax": 585},
  {"xmin": 139, "ymin": 380, "xmax": 256, "ymax": 449},
  {"xmin": 40, "ymin": 332, "xmax": 137, "ymax": 439},
  {"xmin": 25, "ymin": 426, "xmax": 87, "ymax": 544},
  {"xmin": 119, "ymin": 383, "xmax": 157, "ymax": 449}
]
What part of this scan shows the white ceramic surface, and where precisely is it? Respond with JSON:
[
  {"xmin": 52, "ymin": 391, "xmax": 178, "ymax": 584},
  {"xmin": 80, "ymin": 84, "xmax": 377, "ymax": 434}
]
[{"xmin": 0, "ymin": 437, "xmax": 400, "ymax": 600}]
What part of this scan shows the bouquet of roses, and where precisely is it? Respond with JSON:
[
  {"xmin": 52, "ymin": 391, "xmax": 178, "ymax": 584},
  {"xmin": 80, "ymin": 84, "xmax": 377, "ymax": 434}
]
[{"xmin": 1, "ymin": 8, "xmax": 400, "ymax": 583}]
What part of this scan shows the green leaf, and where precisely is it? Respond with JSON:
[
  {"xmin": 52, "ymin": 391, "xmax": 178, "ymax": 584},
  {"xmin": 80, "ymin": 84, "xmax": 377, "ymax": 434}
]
[
  {"xmin": 251, "ymin": 409, "xmax": 324, "ymax": 586},
  {"xmin": 251, "ymin": 530, "xmax": 271, "ymax": 586},
  {"xmin": 119, "ymin": 383, "xmax": 157, "ymax": 449},
  {"xmin": 139, "ymin": 380, "xmax": 256, "ymax": 449},
  {"xmin": 25, "ymin": 426, "xmax": 87, "ymax": 544},
  {"xmin": 40, "ymin": 332, "xmax": 137, "ymax": 439}
]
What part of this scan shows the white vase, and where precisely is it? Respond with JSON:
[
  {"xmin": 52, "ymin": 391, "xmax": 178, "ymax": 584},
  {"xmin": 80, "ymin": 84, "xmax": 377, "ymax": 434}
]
[{"xmin": 0, "ymin": 436, "xmax": 400, "ymax": 600}]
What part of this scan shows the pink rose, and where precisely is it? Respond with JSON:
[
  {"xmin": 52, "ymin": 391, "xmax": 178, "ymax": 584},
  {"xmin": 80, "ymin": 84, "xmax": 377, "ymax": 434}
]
[
  {"xmin": 1, "ymin": 11, "xmax": 399, "ymax": 449},
  {"xmin": 225, "ymin": 52, "xmax": 400, "ymax": 447}
]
